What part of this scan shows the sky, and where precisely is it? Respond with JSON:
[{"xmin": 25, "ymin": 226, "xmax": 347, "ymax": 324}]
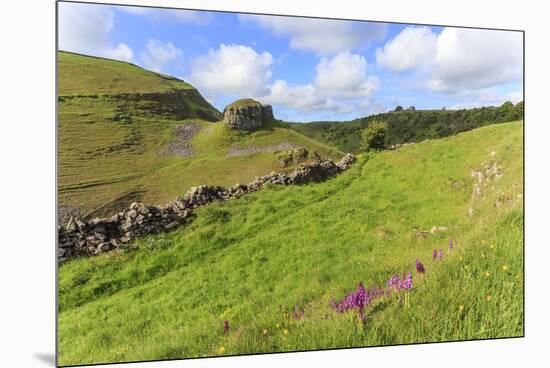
[{"xmin": 58, "ymin": 1, "xmax": 523, "ymax": 122}]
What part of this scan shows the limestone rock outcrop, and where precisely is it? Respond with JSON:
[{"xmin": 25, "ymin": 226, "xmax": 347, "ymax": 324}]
[{"xmin": 223, "ymin": 99, "xmax": 274, "ymax": 130}]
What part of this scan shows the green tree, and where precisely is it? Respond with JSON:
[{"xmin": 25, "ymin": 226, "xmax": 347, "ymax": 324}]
[
  {"xmin": 394, "ymin": 105, "xmax": 404, "ymax": 112},
  {"xmin": 515, "ymin": 101, "xmax": 524, "ymax": 119},
  {"xmin": 498, "ymin": 101, "xmax": 515, "ymax": 119},
  {"xmin": 361, "ymin": 121, "xmax": 388, "ymax": 151}
]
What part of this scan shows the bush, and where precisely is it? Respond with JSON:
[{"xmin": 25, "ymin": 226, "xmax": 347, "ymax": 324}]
[{"xmin": 361, "ymin": 121, "xmax": 388, "ymax": 151}]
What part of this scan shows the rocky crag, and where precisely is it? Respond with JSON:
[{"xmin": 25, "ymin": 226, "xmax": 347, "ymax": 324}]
[
  {"xmin": 58, "ymin": 154, "xmax": 356, "ymax": 262},
  {"xmin": 223, "ymin": 99, "xmax": 274, "ymax": 130}
]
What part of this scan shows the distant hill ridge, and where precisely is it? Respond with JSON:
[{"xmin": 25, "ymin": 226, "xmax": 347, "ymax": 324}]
[
  {"xmin": 290, "ymin": 102, "xmax": 524, "ymax": 153},
  {"xmin": 58, "ymin": 51, "xmax": 222, "ymax": 122}
]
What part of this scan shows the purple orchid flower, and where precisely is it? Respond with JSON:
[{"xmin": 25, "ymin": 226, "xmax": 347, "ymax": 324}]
[{"xmin": 416, "ymin": 258, "xmax": 425, "ymax": 273}]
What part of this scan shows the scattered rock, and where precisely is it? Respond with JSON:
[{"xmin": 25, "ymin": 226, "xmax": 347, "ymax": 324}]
[
  {"xmin": 452, "ymin": 181, "xmax": 464, "ymax": 189},
  {"xmin": 227, "ymin": 142, "xmax": 301, "ymax": 158},
  {"xmin": 416, "ymin": 231, "xmax": 430, "ymax": 239},
  {"xmin": 430, "ymin": 226, "xmax": 448, "ymax": 234},
  {"xmin": 161, "ymin": 124, "xmax": 202, "ymax": 157}
]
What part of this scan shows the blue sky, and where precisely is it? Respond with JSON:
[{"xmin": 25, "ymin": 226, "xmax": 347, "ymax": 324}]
[{"xmin": 58, "ymin": 2, "xmax": 523, "ymax": 122}]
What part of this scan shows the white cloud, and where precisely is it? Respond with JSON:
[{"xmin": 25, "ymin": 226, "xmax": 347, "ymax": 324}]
[
  {"xmin": 140, "ymin": 39, "xmax": 182, "ymax": 73},
  {"xmin": 188, "ymin": 46, "xmax": 381, "ymax": 115},
  {"xmin": 258, "ymin": 80, "xmax": 338, "ymax": 111},
  {"xmin": 429, "ymin": 28, "xmax": 523, "ymax": 93},
  {"xmin": 258, "ymin": 52, "xmax": 379, "ymax": 113},
  {"xmin": 104, "ymin": 43, "xmax": 134, "ymax": 63},
  {"xmin": 117, "ymin": 6, "xmax": 211, "ymax": 25},
  {"xmin": 376, "ymin": 26, "xmax": 437, "ymax": 72},
  {"xmin": 314, "ymin": 52, "xmax": 379, "ymax": 98},
  {"xmin": 357, "ymin": 98, "xmax": 395, "ymax": 114},
  {"xmin": 58, "ymin": 2, "xmax": 133, "ymax": 62},
  {"xmin": 189, "ymin": 44, "xmax": 273, "ymax": 97},
  {"xmin": 376, "ymin": 26, "xmax": 522, "ymax": 94},
  {"xmin": 240, "ymin": 15, "xmax": 386, "ymax": 55},
  {"xmin": 447, "ymin": 88, "xmax": 523, "ymax": 109}
]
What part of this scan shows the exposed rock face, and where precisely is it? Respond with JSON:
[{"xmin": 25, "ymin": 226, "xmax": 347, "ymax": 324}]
[
  {"xmin": 223, "ymin": 99, "xmax": 274, "ymax": 130},
  {"xmin": 58, "ymin": 153, "xmax": 357, "ymax": 262},
  {"xmin": 261, "ymin": 104, "xmax": 274, "ymax": 121}
]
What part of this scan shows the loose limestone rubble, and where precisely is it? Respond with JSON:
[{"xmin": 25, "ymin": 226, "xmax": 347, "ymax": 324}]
[
  {"xmin": 58, "ymin": 153, "xmax": 357, "ymax": 262},
  {"xmin": 468, "ymin": 159, "xmax": 503, "ymax": 217}
]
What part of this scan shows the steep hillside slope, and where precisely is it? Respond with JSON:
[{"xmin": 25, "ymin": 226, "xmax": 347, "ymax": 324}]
[
  {"xmin": 58, "ymin": 121, "xmax": 523, "ymax": 365},
  {"xmin": 58, "ymin": 52, "xmax": 342, "ymax": 219},
  {"xmin": 290, "ymin": 102, "xmax": 524, "ymax": 153}
]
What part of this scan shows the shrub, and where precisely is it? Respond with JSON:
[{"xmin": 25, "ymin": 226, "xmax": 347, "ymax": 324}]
[{"xmin": 361, "ymin": 121, "xmax": 388, "ymax": 151}]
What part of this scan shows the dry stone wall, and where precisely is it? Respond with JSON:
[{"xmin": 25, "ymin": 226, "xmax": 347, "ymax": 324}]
[{"xmin": 58, "ymin": 154, "xmax": 356, "ymax": 262}]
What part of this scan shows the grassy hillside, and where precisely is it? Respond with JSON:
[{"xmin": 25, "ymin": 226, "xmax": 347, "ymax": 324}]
[
  {"xmin": 58, "ymin": 52, "xmax": 342, "ymax": 219},
  {"xmin": 290, "ymin": 102, "xmax": 524, "ymax": 153},
  {"xmin": 58, "ymin": 121, "xmax": 523, "ymax": 366}
]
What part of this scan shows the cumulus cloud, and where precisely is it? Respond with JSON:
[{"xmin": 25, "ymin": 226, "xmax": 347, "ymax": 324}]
[
  {"xmin": 140, "ymin": 39, "xmax": 182, "ymax": 72},
  {"xmin": 429, "ymin": 28, "xmax": 523, "ymax": 93},
  {"xmin": 259, "ymin": 52, "xmax": 379, "ymax": 113},
  {"xmin": 314, "ymin": 52, "xmax": 379, "ymax": 98},
  {"xmin": 258, "ymin": 80, "xmax": 338, "ymax": 111},
  {"xmin": 104, "ymin": 43, "xmax": 134, "ymax": 62},
  {"xmin": 117, "ymin": 6, "xmax": 212, "ymax": 24},
  {"xmin": 376, "ymin": 26, "xmax": 437, "ymax": 72},
  {"xmin": 188, "ymin": 44, "xmax": 380, "ymax": 115},
  {"xmin": 240, "ymin": 15, "xmax": 386, "ymax": 55},
  {"xmin": 58, "ymin": 2, "xmax": 133, "ymax": 62},
  {"xmin": 189, "ymin": 44, "xmax": 273, "ymax": 97},
  {"xmin": 376, "ymin": 26, "xmax": 522, "ymax": 94}
]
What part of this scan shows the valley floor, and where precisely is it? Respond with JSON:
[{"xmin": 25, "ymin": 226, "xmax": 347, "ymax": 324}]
[{"xmin": 58, "ymin": 121, "xmax": 523, "ymax": 366}]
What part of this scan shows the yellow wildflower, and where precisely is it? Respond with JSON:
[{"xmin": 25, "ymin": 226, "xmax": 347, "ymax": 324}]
[
  {"xmin": 486, "ymin": 295, "xmax": 492, "ymax": 302},
  {"xmin": 218, "ymin": 346, "xmax": 225, "ymax": 354},
  {"xmin": 262, "ymin": 329, "xmax": 268, "ymax": 335},
  {"xmin": 276, "ymin": 323, "xmax": 280, "ymax": 328},
  {"xmin": 283, "ymin": 329, "xmax": 289, "ymax": 336},
  {"xmin": 459, "ymin": 305, "xmax": 465, "ymax": 312},
  {"xmin": 490, "ymin": 244, "xmax": 495, "ymax": 249},
  {"xmin": 485, "ymin": 271, "xmax": 491, "ymax": 277},
  {"xmin": 502, "ymin": 265, "xmax": 509, "ymax": 271}
]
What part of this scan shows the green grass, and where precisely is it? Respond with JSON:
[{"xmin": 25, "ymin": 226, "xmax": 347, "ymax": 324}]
[
  {"xmin": 58, "ymin": 121, "xmax": 523, "ymax": 366},
  {"xmin": 58, "ymin": 51, "xmax": 195, "ymax": 95},
  {"xmin": 225, "ymin": 98, "xmax": 262, "ymax": 109},
  {"xmin": 58, "ymin": 52, "xmax": 341, "ymax": 217}
]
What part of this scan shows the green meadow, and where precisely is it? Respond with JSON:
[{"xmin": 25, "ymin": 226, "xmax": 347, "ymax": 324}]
[
  {"xmin": 58, "ymin": 121, "xmax": 523, "ymax": 366},
  {"xmin": 58, "ymin": 51, "xmax": 341, "ymax": 218}
]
